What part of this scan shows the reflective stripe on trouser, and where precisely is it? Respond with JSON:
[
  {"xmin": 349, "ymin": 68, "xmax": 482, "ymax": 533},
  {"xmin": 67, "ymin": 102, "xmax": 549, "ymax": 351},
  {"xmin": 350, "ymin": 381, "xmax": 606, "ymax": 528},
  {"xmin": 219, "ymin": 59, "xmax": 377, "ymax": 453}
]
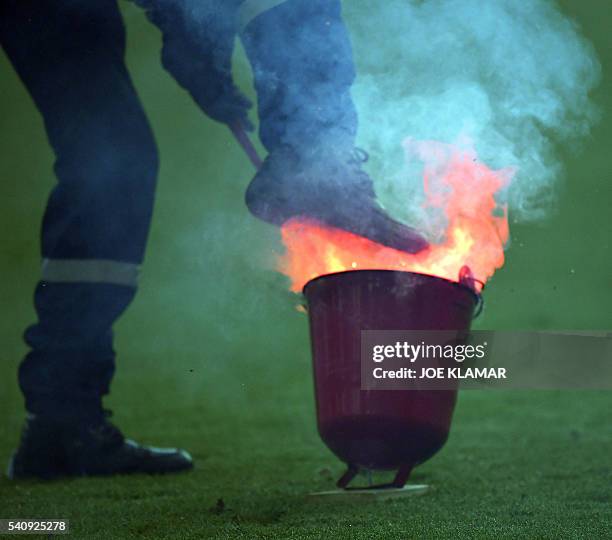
[
  {"xmin": 240, "ymin": 0, "xmax": 358, "ymax": 152},
  {"xmin": 41, "ymin": 258, "xmax": 141, "ymax": 288},
  {"xmin": 1, "ymin": 1, "xmax": 157, "ymax": 415}
]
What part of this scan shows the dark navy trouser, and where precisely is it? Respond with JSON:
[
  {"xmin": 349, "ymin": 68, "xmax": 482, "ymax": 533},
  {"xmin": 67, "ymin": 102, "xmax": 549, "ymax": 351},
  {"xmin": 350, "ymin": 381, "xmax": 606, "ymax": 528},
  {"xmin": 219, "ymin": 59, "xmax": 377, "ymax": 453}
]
[
  {"xmin": 1, "ymin": 0, "xmax": 157, "ymax": 416},
  {"xmin": 241, "ymin": 0, "xmax": 358, "ymax": 151},
  {"xmin": 0, "ymin": 0, "xmax": 357, "ymax": 417}
]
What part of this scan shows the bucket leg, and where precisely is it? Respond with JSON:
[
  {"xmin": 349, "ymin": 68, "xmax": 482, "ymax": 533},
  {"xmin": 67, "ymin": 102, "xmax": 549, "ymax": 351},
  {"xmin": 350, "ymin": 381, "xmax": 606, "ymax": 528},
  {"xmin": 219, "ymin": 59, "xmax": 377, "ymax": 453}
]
[
  {"xmin": 336, "ymin": 463, "xmax": 359, "ymax": 489},
  {"xmin": 392, "ymin": 464, "xmax": 413, "ymax": 488}
]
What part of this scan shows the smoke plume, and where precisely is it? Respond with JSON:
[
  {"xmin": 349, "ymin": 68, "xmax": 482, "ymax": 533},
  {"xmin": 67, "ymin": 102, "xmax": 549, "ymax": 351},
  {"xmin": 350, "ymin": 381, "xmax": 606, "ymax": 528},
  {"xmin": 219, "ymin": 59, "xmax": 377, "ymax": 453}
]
[{"xmin": 343, "ymin": 0, "xmax": 601, "ymax": 230}]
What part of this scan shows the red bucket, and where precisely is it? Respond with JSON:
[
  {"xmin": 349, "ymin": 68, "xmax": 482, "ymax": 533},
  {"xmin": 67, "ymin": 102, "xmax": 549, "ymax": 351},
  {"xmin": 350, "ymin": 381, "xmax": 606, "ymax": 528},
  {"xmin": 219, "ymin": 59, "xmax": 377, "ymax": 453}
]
[{"xmin": 303, "ymin": 269, "xmax": 480, "ymax": 488}]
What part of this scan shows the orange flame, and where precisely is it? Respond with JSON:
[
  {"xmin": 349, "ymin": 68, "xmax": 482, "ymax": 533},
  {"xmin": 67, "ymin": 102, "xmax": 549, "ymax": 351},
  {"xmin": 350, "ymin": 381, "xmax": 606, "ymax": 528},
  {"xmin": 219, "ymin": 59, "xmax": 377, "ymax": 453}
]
[{"xmin": 278, "ymin": 139, "xmax": 514, "ymax": 292}]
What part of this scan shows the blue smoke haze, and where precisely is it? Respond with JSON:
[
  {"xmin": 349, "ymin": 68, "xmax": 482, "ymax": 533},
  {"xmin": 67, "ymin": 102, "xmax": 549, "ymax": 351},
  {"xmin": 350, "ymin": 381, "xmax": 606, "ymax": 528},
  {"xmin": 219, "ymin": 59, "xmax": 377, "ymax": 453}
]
[{"xmin": 344, "ymin": 0, "xmax": 601, "ymax": 227}]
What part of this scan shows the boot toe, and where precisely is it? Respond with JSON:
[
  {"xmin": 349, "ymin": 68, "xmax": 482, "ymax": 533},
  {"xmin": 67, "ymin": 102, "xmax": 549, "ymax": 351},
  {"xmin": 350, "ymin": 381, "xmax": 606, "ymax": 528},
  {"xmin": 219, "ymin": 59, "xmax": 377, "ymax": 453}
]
[{"xmin": 123, "ymin": 440, "xmax": 194, "ymax": 474}]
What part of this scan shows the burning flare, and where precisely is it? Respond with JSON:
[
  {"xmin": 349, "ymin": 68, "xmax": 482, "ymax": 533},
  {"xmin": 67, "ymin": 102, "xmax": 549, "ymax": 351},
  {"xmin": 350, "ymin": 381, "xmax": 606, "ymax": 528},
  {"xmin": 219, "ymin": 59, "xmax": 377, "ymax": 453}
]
[{"xmin": 278, "ymin": 139, "xmax": 513, "ymax": 292}]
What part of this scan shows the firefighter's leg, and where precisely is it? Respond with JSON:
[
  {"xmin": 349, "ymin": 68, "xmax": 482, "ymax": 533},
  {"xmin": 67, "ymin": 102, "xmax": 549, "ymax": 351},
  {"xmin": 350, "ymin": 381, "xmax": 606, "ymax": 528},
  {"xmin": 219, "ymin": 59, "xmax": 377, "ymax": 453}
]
[
  {"xmin": 0, "ymin": 0, "xmax": 158, "ymax": 417},
  {"xmin": 239, "ymin": 0, "xmax": 358, "ymax": 152},
  {"xmin": 238, "ymin": 0, "xmax": 428, "ymax": 254}
]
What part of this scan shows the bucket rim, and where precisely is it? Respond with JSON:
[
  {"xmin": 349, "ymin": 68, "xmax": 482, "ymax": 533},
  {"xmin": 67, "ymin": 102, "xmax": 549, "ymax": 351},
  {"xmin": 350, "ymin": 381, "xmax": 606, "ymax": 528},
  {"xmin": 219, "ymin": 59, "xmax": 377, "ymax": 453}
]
[{"xmin": 302, "ymin": 269, "xmax": 480, "ymax": 304}]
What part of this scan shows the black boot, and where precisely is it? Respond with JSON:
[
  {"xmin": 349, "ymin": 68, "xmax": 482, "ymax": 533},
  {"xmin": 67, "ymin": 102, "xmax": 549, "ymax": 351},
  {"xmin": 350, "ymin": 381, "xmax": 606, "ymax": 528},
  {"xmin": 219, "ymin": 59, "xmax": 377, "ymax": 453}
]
[
  {"xmin": 245, "ymin": 145, "xmax": 429, "ymax": 254},
  {"xmin": 7, "ymin": 412, "xmax": 193, "ymax": 479}
]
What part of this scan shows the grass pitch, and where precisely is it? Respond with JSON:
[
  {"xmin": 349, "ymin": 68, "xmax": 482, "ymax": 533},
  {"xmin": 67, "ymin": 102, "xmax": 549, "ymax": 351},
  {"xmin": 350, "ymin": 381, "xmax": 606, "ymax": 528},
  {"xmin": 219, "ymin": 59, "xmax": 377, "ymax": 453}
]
[
  {"xmin": 1, "ymin": 1, "xmax": 612, "ymax": 537},
  {"xmin": 2, "ymin": 383, "xmax": 611, "ymax": 538}
]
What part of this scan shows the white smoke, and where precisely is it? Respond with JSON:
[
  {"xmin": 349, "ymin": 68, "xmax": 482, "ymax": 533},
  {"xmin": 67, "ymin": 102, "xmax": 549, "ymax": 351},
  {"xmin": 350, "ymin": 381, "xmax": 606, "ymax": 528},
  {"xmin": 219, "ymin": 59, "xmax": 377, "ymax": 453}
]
[{"xmin": 343, "ymin": 0, "xmax": 601, "ymax": 227}]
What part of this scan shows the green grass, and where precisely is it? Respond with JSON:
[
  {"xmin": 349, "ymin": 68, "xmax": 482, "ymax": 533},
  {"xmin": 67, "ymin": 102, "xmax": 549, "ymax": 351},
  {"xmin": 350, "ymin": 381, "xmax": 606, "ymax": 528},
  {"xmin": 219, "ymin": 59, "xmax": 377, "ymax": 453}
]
[
  {"xmin": 1, "ymin": 387, "xmax": 611, "ymax": 538},
  {"xmin": 1, "ymin": 1, "xmax": 612, "ymax": 538}
]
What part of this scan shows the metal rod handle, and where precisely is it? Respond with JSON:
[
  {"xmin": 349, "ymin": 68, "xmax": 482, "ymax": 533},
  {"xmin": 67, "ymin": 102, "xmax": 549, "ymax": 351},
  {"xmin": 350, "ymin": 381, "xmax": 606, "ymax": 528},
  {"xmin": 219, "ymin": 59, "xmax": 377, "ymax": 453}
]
[{"xmin": 229, "ymin": 122, "xmax": 263, "ymax": 170}]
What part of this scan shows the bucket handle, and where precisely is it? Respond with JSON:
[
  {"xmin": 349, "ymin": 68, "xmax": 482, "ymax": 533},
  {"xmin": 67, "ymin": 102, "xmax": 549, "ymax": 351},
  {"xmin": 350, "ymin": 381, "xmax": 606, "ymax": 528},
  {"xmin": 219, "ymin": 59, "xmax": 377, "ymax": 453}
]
[
  {"xmin": 459, "ymin": 265, "xmax": 485, "ymax": 318},
  {"xmin": 473, "ymin": 293, "xmax": 485, "ymax": 318}
]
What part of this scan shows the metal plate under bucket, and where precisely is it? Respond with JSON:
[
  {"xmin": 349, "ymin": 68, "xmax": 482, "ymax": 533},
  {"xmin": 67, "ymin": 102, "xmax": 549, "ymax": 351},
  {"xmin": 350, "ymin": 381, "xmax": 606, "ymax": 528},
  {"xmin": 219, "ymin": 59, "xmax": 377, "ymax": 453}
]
[{"xmin": 303, "ymin": 270, "xmax": 480, "ymax": 489}]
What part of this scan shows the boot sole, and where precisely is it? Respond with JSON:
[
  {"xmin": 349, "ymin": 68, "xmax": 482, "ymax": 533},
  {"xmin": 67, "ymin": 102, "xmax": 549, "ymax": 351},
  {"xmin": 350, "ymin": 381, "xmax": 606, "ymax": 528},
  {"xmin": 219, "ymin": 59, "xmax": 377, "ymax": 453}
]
[{"xmin": 247, "ymin": 187, "xmax": 429, "ymax": 253}]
